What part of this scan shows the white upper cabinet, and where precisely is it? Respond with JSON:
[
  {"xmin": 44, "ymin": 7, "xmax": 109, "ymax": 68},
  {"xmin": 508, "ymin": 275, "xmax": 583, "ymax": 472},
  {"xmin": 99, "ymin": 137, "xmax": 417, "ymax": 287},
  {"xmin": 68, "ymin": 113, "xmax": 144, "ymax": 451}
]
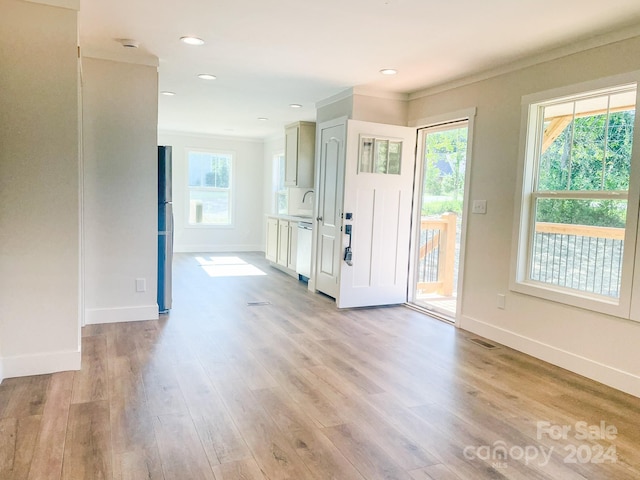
[{"xmin": 284, "ymin": 121, "xmax": 316, "ymax": 187}]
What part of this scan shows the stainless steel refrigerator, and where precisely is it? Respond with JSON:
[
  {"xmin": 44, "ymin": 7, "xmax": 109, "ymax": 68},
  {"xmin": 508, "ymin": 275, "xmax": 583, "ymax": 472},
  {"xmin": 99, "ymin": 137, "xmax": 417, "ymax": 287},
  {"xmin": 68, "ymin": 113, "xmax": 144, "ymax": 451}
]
[{"xmin": 158, "ymin": 146, "xmax": 173, "ymax": 313}]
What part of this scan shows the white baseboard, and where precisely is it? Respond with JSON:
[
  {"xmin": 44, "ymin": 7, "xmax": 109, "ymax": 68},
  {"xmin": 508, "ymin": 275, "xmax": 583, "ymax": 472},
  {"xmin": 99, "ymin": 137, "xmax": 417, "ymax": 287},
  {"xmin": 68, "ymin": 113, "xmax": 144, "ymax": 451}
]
[
  {"xmin": 1, "ymin": 349, "xmax": 81, "ymax": 380},
  {"xmin": 460, "ymin": 315, "xmax": 640, "ymax": 398},
  {"xmin": 85, "ymin": 305, "xmax": 159, "ymax": 325},
  {"xmin": 174, "ymin": 244, "xmax": 264, "ymax": 253}
]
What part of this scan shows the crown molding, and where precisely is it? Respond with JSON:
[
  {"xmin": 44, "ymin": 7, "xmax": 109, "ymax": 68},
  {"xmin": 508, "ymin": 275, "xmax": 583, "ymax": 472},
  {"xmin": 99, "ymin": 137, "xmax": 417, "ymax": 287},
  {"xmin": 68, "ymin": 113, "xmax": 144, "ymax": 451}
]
[
  {"xmin": 24, "ymin": 0, "xmax": 79, "ymax": 10},
  {"xmin": 315, "ymin": 88, "xmax": 355, "ymax": 109},
  {"xmin": 81, "ymin": 47, "xmax": 159, "ymax": 68},
  {"xmin": 352, "ymin": 86, "xmax": 409, "ymax": 101},
  {"xmin": 410, "ymin": 25, "xmax": 640, "ymax": 101}
]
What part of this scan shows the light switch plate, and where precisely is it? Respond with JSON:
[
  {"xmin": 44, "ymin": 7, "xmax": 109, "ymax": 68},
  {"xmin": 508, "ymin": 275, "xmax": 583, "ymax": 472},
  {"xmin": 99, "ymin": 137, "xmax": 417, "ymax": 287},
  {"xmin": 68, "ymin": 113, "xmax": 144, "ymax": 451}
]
[
  {"xmin": 136, "ymin": 278, "xmax": 146, "ymax": 292},
  {"xmin": 472, "ymin": 200, "xmax": 487, "ymax": 214}
]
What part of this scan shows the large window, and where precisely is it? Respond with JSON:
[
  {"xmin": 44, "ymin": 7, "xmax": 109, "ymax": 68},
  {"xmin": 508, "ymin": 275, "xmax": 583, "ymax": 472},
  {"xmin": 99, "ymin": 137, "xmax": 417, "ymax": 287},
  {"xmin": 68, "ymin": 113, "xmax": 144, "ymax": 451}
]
[
  {"xmin": 188, "ymin": 150, "xmax": 232, "ymax": 226},
  {"xmin": 513, "ymin": 78, "xmax": 640, "ymax": 317},
  {"xmin": 274, "ymin": 153, "xmax": 288, "ymax": 214}
]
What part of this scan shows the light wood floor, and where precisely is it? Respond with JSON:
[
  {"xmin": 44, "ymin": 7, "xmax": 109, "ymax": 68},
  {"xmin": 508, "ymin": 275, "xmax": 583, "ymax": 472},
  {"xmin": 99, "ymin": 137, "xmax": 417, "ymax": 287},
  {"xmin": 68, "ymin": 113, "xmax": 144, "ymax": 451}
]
[{"xmin": 1, "ymin": 252, "xmax": 639, "ymax": 480}]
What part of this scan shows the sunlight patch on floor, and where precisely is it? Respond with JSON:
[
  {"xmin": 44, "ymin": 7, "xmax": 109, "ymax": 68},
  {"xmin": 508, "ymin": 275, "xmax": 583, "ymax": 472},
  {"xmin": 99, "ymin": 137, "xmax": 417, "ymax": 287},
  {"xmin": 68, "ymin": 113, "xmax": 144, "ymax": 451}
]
[{"xmin": 195, "ymin": 256, "xmax": 267, "ymax": 277}]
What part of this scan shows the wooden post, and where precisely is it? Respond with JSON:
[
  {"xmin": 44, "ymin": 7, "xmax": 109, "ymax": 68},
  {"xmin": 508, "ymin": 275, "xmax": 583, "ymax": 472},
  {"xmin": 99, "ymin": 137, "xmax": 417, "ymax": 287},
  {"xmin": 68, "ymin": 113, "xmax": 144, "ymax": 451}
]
[{"xmin": 440, "ymin": 212, "xmax": 457, "ymax": 296}]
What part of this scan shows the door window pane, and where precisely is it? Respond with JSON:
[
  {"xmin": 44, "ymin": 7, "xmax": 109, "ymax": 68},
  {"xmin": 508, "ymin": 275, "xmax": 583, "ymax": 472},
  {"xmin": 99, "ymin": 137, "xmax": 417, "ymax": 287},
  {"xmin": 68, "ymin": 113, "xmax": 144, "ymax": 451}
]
[{"xmin": 358, "ymin": 136, "xmax": 402, "ymax": 175}]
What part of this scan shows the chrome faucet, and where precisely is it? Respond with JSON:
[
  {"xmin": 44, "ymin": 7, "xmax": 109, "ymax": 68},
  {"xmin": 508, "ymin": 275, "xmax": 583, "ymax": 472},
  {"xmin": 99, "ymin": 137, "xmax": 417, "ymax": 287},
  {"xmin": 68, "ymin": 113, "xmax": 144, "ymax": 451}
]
[{"xmin": 302, "ymin": 190, "xmax": 314, "ymax": 203}]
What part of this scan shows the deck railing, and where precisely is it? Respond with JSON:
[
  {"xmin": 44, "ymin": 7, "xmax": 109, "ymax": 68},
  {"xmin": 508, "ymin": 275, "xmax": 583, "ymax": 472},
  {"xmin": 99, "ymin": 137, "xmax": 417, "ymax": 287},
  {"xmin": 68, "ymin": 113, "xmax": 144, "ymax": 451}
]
[
  {"xmin": 417, "ymin": 213, "xmax": 457, "ymax": 296},
  {"xmin": 531, "ymin": 222, "xmax": 625, "ymax": 298}
]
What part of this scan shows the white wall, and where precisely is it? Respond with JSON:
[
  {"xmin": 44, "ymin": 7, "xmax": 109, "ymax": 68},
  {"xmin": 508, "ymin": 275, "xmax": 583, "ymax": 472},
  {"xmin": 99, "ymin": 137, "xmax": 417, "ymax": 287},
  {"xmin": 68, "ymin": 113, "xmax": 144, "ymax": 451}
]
[
  {"xmin": 82, "ymin": 57, "xmax": 159, "ymax": 324},
  {"xmin": 0, "ymin": 0, "xmax": 81, "ymax": 379},
  {"xmin": 263, "ymin": 136, "xmax": 285, "ymax": 212},
  {"xmin": 158, "ymin": 132, "xmax": 265, "ymax": 252},
  {"xmin": 408, "ymin": 36, "xmax": 640, "ymax": 397},
  {"xmin": 262, "ymin": 136, "xmax": 285, "ymax": 250}
]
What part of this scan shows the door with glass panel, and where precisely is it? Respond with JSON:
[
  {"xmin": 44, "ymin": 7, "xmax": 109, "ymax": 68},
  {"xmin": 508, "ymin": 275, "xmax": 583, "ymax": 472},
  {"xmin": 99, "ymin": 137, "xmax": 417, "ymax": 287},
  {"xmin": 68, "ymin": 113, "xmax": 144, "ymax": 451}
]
[
  {"xmin": 411, "ymin": 121, "xmax": 469, "ymax": 320},
  {"xmin": 337, "ymin": 120, "xmax": 416, "ymax": 308}
]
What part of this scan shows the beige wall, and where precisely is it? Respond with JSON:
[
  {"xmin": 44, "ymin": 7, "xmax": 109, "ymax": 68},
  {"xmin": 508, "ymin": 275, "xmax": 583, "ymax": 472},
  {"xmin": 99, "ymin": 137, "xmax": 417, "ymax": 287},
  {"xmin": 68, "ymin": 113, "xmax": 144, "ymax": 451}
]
[
  {"xmin": 316, "ymin": 95, "xmax": 353, "ymax": 124},
  {"xmin": 0, "ymin": 0, "xmax": 80, "ymax": 379},
  {"xmin": 408, "ymin": 36, "xmax": 640, "ymax": 396},
  {"xmin": 316, "ymin": 90, "xmax": 407, "ymax": 126},
  {"xmin": 82, "ymin": 57, "xmax": 159, "ymax": 324},
  {"xmin": 352, "ymin": 94, "xmax": 408, "ymax": 126}
]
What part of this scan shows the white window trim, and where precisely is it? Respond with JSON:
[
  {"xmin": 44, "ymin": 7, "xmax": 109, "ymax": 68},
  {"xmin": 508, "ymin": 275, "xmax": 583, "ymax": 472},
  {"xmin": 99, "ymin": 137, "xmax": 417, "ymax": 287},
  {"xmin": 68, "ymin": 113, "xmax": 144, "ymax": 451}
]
[
  {"xmin": 510, "ymin": 72, "xmax": 640, "ymax": 319},
  {"xmin": 185, "ymin": 148, "xmax": 235, "ymax": 228}
]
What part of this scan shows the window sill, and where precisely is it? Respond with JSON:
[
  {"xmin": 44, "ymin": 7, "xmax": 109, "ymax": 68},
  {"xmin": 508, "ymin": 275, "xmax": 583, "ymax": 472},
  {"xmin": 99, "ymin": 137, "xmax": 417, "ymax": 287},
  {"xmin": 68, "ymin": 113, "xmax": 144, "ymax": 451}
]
[
  {"xmin": 509, "ymin": 279, "xmax": 629, "ymax": 319},
  {"xmin": 185, "ymin": 223, "xmax": 234, "ymax": 229}
]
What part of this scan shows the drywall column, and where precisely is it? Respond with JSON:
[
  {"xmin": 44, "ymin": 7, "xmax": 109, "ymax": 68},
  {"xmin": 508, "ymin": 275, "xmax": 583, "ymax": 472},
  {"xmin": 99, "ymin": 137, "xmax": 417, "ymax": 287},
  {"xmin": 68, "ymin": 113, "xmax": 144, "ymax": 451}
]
[
  {"xmin": 0, "ymin": 0, "xmax": 81, "ymax": 380},
  {"xmin": 82, "ymin": 57, "xmax": 159, "ymax": 324}
]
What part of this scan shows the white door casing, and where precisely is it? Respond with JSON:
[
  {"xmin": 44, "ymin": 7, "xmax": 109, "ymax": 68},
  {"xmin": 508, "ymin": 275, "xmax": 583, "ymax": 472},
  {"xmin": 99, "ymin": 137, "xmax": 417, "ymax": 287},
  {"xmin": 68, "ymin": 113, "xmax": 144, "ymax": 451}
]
[
  {"xmin": 337, "ymin": 120, "xmax": 417, "ymax": 308},
  {"xmin": 408, "ymin": 108, "xmax": 476, "ymax": 324},
  {"xmin": 314, "ymin": 118, "xmax": 347, "ymax": 299}
]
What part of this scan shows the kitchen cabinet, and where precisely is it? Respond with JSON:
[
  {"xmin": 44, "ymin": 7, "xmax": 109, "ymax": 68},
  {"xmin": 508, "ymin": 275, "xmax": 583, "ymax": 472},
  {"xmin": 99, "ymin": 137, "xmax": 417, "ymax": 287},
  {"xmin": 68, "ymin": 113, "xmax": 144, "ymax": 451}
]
[
  {"xmin": 277, "ymin": 220, "xmax": 290, "ymax": 267},
  {"xmin": 287, "ymin": 221, "xmax": 298, "ymax": 271},
  {"xmin": 265, "ymin": 216, "xmax": 278, "ymax": 262},
  {"xmin": 284, "ymin": 121, "xmax": 316, "ymax": 187},
  {"xmin": 266, "ymin": 216, "xmax": 298, "ymax": 273}
]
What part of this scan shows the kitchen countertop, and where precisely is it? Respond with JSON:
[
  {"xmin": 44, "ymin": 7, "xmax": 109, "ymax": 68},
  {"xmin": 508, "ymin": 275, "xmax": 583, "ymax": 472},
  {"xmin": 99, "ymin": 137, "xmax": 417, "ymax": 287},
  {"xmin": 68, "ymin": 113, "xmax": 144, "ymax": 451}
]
[{"xmin": 267, "ymin": 214, "xmax": 314, "ymax": 223}]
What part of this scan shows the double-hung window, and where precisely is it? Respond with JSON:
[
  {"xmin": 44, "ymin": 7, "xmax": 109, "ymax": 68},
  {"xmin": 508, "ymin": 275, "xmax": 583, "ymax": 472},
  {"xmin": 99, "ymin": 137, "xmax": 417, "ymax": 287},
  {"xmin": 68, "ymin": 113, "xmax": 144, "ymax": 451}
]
[
  {"xmin": 512, "ymin": 76, "xmax": 640, "ymax": 318},
  {"xmin": 187, "ymin": 150, "xmax": 233, "ymax": 226},
  {"xmin": 274, "ymin": 153, "xmax": 288, "ymax": 214}
]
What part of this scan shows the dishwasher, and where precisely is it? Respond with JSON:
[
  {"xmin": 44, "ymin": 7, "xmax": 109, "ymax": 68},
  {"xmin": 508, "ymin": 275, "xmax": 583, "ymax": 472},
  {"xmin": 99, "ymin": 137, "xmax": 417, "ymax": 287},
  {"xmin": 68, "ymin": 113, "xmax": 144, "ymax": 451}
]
[{"xmin": 296, "ymin": 221, "xmax": 313, "ymax": 280}]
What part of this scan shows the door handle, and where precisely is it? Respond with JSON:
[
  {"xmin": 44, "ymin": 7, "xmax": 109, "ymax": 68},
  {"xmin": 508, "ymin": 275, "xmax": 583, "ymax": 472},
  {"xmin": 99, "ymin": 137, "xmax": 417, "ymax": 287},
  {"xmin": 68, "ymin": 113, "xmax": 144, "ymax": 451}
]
[
  {"xmin": 344, "ymin": 224, "xmax": 353, "ymax": 266},
  {"xmin": 316, "ymin": 216, "xmax": 323, "ymax": 222}
]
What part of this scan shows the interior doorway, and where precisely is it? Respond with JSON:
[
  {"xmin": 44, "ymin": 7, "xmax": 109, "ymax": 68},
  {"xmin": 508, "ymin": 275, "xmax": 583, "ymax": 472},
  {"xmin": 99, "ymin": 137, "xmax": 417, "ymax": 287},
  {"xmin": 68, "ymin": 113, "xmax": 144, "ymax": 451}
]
[{"xmin": 410, "ymin": 120, "xmax": 470, "ymax": 321}]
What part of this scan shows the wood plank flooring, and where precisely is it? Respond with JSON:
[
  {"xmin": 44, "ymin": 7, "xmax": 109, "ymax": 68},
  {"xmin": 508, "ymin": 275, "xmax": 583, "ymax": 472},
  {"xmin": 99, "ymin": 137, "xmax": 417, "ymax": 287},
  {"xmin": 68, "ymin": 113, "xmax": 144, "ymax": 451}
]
[{"xmin": 1, "ymin": 251, "xmax": 639, "ymax": 480}]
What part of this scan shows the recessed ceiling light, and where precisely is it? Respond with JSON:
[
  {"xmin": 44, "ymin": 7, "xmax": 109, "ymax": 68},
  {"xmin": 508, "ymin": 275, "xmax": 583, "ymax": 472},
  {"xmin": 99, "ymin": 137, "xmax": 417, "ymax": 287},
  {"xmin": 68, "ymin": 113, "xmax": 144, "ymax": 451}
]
[
  {"xmin": 197, "ymin": 74, "xmax": 217, "ymax": 80},
  {"xmin": 380, "ymin": 68, "xmax": 397, "ymax": 75},
  {"xmin": 180, "ymin": 36, "xmax": 204, "ymax": 46},
  {"xmin": 118, "ymin": 38, "xmax": 139, "ymax": 48},
  {"xmin": 160, "ymin": 91, "xmax": 176, "ymax": 96},
  {"xmin": 258, "ymin": 117, "xmax": 268, "ymax": 121},
  {"xmin": 289, "ymin": 103, "xmax": 302, "ymax": 108}
]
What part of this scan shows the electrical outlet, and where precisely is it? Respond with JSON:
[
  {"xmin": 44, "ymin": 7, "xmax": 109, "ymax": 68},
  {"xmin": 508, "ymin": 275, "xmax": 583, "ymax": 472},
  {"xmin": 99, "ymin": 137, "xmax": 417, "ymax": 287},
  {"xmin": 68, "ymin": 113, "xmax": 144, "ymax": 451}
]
[
  {"xmin": 497, "ymin": 293, "xmax": 506, "ymax": 309},
  {"xmin": 136, "ymin": 278, "xmax": 146, "ymax": 292},
  {"xmin": 472, "ymin": 200, "xmax": 487, "ymax": 214}
]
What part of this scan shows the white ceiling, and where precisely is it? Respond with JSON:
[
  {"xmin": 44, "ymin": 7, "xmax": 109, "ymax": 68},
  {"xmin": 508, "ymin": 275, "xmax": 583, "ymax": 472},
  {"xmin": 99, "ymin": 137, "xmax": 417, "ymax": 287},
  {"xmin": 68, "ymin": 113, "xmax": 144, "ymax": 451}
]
[{"xmin": 78, "ymin": 0, "xmax": 640, "ymax": 139}]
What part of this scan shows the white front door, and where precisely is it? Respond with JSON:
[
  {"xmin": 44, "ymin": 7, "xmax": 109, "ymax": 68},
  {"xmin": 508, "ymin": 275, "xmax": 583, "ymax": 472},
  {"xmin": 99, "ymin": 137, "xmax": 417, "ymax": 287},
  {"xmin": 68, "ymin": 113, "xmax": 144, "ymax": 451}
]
[
  {"xmin": 314, "ymin": 118, "xmax": 347, "ymax": 299},
  {"xmin": 337, "ymin": 120, "xmax": 416, "ymax": 308}
]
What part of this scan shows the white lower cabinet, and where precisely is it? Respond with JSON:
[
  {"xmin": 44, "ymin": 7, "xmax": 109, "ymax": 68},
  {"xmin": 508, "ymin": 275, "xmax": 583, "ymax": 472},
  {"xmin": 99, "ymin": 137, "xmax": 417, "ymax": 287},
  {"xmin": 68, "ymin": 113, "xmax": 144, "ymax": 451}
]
[
  {"xmin": 277, "ymin": 220, "xmax": 290, "ymax": 267},
  {"xmin": 265, "ymin": 217, "xmax": 279, "ymax": 262},
  {"xmin": 266, "ymin": 217, "xmax": 298, "ymax": 274}
]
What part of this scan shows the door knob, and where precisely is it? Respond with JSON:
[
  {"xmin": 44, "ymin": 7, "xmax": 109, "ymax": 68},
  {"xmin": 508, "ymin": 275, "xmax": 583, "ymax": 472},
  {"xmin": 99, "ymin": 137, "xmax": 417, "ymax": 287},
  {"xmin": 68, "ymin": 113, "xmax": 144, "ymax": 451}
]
[{"xmin": 316, "ymin": 216, "xmax": 323, "ymax": 222}]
